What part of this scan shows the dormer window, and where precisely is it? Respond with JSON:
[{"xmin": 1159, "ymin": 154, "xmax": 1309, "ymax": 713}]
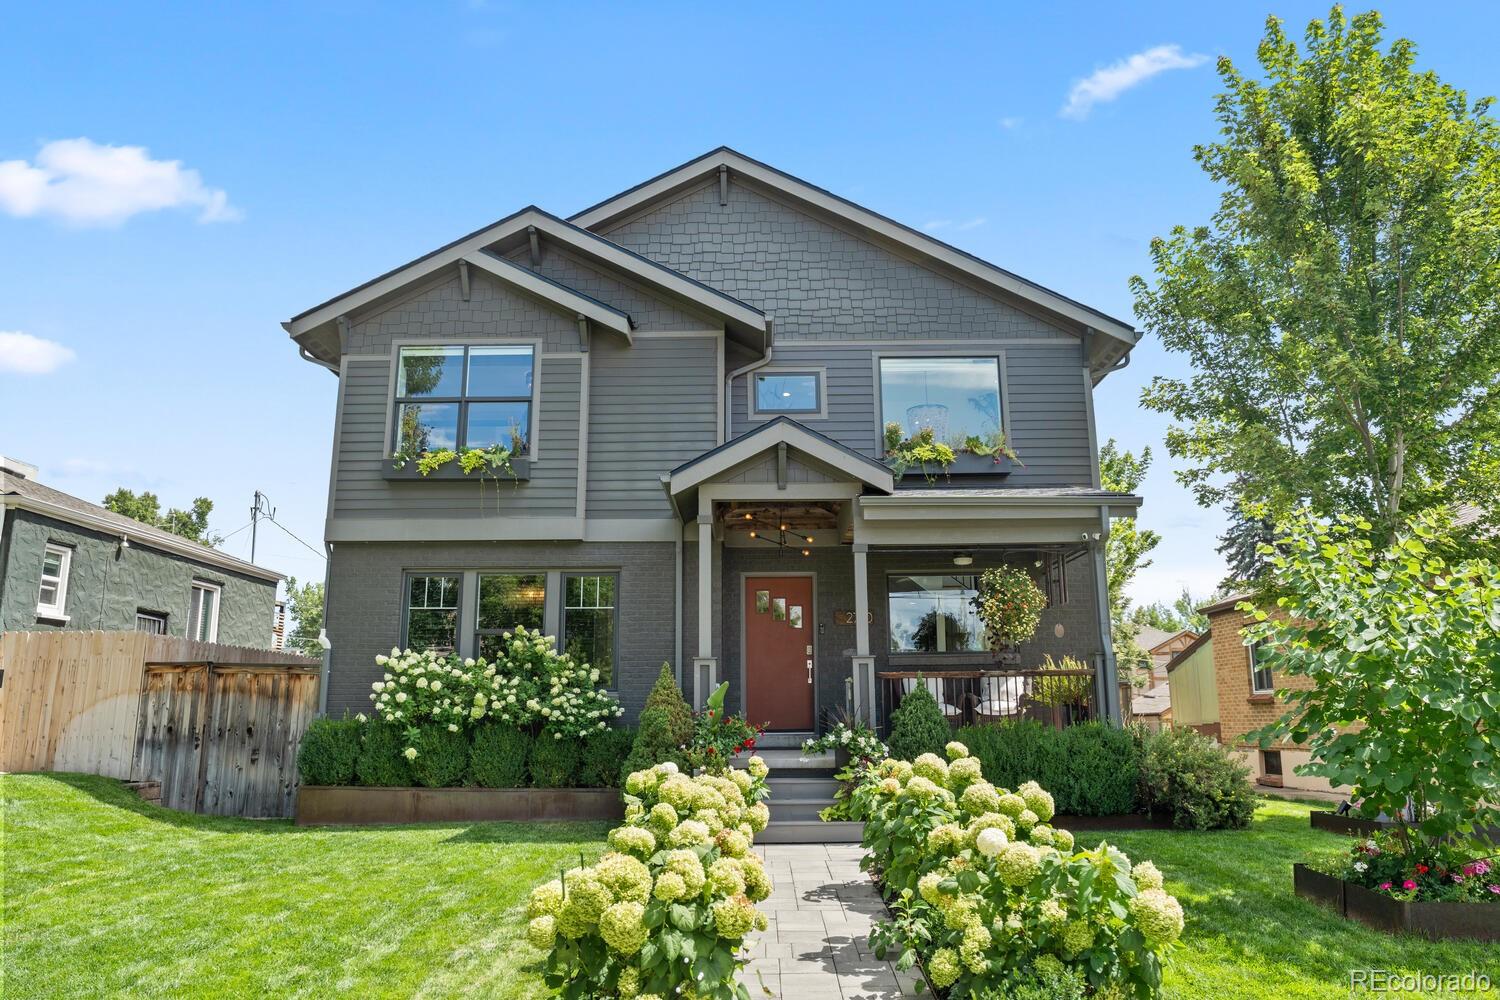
[{"xmin": 394, "ymin": 345, "xmax": 534, "ymax": 457}]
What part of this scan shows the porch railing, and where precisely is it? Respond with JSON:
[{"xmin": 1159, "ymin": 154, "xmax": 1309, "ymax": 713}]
[{"xmin": 875, "ymin": 669, "xmax": 1101, "ymax": 735}]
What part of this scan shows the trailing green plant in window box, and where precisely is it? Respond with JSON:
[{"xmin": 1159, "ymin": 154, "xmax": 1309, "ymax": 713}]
[
  {"xmin": 391, "ymin": 442, "xmax": 518, "ymax": 483},
  {"xmin": 884, "ymin": 423, "xmax": 1022, "ymax": 481}
]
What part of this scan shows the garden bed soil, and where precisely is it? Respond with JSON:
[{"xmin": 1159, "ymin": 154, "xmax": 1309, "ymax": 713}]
[
  {"xmin": 1292, "ymin": 864, "xmax": 1500, "ymax": 941},
  {"xmin": 295, "ymin": 785, "xmax": 623, "ymax": 826}
]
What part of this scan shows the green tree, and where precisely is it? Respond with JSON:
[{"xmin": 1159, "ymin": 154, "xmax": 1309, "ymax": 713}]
[
  {"xmin": 1129, "ymin": 587, "xmax": 1211, "ymax": 634},
  {"xmin": 283, "ymin": 576, "xmax": 325, "ymax": 656},
  {"xmin": 1099, "ymin": 440, "xmax": 1161, "ymax": 673},
  {"xmin": 1216, "ymin": 492, "xmax": 1276, "ymax": 589},
  {"xmin": 1132, "ymin": 8, "xmax": 1500, "ymax": 547},
  {"xmin": 103, "ymin": 488, "xmax": 221, "ymax": 546},
  {"xmin": 1246, "ymin": 510, "xmax": 1500, "ymax": 855}
]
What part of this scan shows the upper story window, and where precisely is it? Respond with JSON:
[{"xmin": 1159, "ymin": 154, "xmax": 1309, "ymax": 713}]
[
  {"xmin": 879, "ymin": 357, "xmax": 1001, "ymax": 449},
  {"xmin": 887, "ymin": 573, "xmax": 988, "ymax": 654},
  {"xmin": 753, "ymin": 371, "xmax": 822, "ymax": 416},
  {"xmin": 394, "ymin": 345, "xmax": 534, "ymax": 458},
  {"xmin": 37, "ymin": 543, "xmax": 72, "ymax": 618},
  {"xmin": 188, "ymin": 581, "xmax": 220, "ymax": 642},
  {"xmin": 1248, "ymin": 639, "xmax": 1275, "ymax": 695}
]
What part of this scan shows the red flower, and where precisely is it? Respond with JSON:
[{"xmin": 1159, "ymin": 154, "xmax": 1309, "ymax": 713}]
[
  {"xmin": 746, "ymin": 738, "xmax": 756, "ymax": 749},
  {"xmin": 1415, "ymin": 864, "xmax": 1429, "ymax": 875},
  {"xmin": 706, "ymin": 746, "xmax": 716, "ymax": 754}
]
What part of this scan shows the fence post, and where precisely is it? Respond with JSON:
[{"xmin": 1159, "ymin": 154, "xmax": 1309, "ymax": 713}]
[{"xmin": 193, "ymin": 662, "xmax": 217, "ymax": 814}]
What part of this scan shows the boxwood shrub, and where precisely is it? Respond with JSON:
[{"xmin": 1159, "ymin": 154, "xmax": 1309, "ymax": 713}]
[
  {"xmin": 410, "ymin": 725, "xmax": 470, "ymax": 788},
  {"xmin": 469, "ymin": 724, "xmax": 531, "ymax": 788},
  {"xmin": 355, "ymin": 719, "xmax": 413, "ymax": 787},
  {"xmin": 958, "ymin": 721, "xmax": 1139, "ymax": 816},
  {"xmin": 529, "ymin": 726, "xmax": 583, "ymax": 787},
  {"xmin": 296, "ymin": 716, "xmax": 363, "ymax": 786},
  {"xmin": 579, "ymin": 724, "xmax": 635, "ymax": 789}
]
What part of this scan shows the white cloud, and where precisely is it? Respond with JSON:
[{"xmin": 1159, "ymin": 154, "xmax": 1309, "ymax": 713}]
[
  {"xmin": 0, "ymin": 331, "xmax": 75, "ymax": 374},
  {"xmin": 0, "ymin": 138, "xmax": 241, "ymax": 226},
  {"xmin": 1061, "ymin": 44, "xmax": 1208, "ymax": 120},
  {"xmin": 999, "ymin": 117, "xmax": 1023, "ymax": 130},
  {"xmin": 922, "ymin": 219, "xmax": 953, "ymax": 232},
  {"xmin": 956, "ymin": 216, "xmax": 987, "ymax": 231}
]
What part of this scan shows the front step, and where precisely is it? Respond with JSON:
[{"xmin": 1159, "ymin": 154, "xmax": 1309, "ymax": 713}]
[
  {"xmin": 734, "ymin": 748, "xmax": 835, "ymax": 772},
  {"xmin": 757, "ymin": 820, "xmax": 864, "ymax": 844}
]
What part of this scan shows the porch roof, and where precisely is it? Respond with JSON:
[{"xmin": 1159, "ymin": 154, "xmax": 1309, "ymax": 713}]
[{"xmin": 664, "ymin": 417, "xmax": 895, "ymax": 518}]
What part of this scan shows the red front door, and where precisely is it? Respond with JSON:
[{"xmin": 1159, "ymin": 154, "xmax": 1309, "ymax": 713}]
[{"xmin": 744, "ymin": 576, "xmax": 815, "ymax": 731}]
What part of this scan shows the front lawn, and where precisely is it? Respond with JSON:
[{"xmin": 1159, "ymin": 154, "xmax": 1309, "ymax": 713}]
[
  {"xmin": 3, "ymin": 778, "xmax": 1496, "ymax": 998},
  {"xmin": 2, "ymin": 774, "xmax": 607, "ymax": 999},
  {"xmin": 1108, "ymin": 798, "xmax": 1499, "ymax": 998}
]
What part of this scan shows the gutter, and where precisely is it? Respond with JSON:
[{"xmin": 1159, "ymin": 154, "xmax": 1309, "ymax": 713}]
[
  {"xmin": 723, "ymin": 318, "xmax": 774, "ymax": 441},
  {"xmin": 299, "ymin": 344, "xmax": 339, "ymax": 374}
]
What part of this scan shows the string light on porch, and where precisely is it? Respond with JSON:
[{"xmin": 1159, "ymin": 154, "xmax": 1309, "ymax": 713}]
[{"xmin": 740, "ymin": 510, "xmax": 815, "ymax": 557}]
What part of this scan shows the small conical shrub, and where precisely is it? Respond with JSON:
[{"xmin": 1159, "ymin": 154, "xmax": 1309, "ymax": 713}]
[
  {"xmin": 643, "ymin": 662, "xmax": 693, "ymax": 745},
  {"xmin": 887, "ymin": 681, "xmax": 952, "ymax": 761}
]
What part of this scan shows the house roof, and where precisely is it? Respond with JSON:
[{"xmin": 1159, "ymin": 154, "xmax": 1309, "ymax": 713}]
[
  {"xmin": 1135, "ymin": 625, "xmax": 1199, "ymax": 655},
  {"xmin": 1132, "ymin": 685, "xmax": 1172, "ymax": 717},
  {"xmin": 570, "ymin": 147, "xmax": 1140, "ymax": 372},
  {"xmin": 666, "ymin": 416, "xmax": 895, "ymax": 497},
  {"xmin": 1199, "ymin": 592, "xmax": 1252, "ymax": 617},
  {"xmin": 1164, "ymin": 630, "xmax": 1213, "ymax": 673},
  {"xmin": 0, "ymin": 467, "xmax": 282, "ymax": 583},
  {"xmin": 284, "ymin": 206, "xmax": 769, "ymax": 366}
]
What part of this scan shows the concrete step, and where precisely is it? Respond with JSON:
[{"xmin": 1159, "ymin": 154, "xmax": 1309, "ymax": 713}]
[
  {"xmin": 767, "ymin": 799, "xmax": 830, "ymax": 822},
  {"xmin": 757, "ymin": 820, "xmax": 864, "ymax": 844},
  {"xmin": 768, "ymin": 775, "xmax": 840, "ymax": 799},
  {"xmin": 750, "ymin": 731, "xmax": 814, "ymax": 750},
  {"xmin": 734, "ymin": 748, "xmax": 834, "ymax": 772}
]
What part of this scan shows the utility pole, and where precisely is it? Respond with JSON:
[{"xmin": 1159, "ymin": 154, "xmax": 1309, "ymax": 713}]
[{"xmin": 250, "ymin": 491, "xmax": 275, "ymax": 563}]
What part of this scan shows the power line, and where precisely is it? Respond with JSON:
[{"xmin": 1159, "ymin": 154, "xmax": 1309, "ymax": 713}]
[{"xmin": 264, "ymin": 514, "xmax": 325, "ymax": 560}]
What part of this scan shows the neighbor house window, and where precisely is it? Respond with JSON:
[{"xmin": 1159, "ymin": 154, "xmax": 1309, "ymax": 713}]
[
  {"xmin": 393, "ymin": 344, "xmax": 534, "ymax": 458},
  {"xmin": 404, "ymin": 574, "xmax": 459, "ymax": 652},
  {"xmin": 475, "ymin": 573, "xmax": 546, "ymax": 658},
  {"xmin": 1249, "ymin": 640, "xmax": 1274, "ymax": 694},
  {"xmin": 879, "ymin": 357, "xmax": 1001, "ymax": 449},
  {"xmin": 752, "ymin": 371, "xmax": 821, "ymax": 415},
  {"xmin": 37, "ymin": 543, "xmax": 72, "ymax": 618},
  {"xmin": 135, "ymin": 611, "xmax": 168, "ymax": 634},
  {"xmin": 187, "ymin": 582, "xmax": 221, "ymax": 642},
  {"xmin": 887, "ymin": 574, "xmax": 988, "ymax": 653},
  {"xmin": 562, "ymin": 574, "xmax": 617, "ymax": 686}
]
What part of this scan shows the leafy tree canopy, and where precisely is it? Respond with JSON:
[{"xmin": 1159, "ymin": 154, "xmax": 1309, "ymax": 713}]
[
  {"xmin": 103, "ymin": 488, "xmax": 221, "ymax": 546},
  {"xmin": 1100, "ymin": 440, "xmax": 1160, "ymax": 673},
  {"xmin": 1129, "ymin": 587, "xmax": 1214, "ymax": 635},
  {"xmin": 283, "ymin": 576, "xmax": 325, "ymax": 656},
  {"xmin": 1133, "ymin": 7, "xmax": 1500, "ymax": 547}
]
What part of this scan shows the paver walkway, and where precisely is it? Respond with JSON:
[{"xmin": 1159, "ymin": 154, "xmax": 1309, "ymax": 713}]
[{"xmin": 741, "ymin": 844, "xmax": 923, "ymax": 999}]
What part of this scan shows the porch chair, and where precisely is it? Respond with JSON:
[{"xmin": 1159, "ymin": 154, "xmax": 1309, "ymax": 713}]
[
  {"xmin": 973, "ymin": 673, "xmax": 1026, "ymax": 724},
  {"xmin": 901, "ymin": 676, "xmax": 962, "ymax": 724}
]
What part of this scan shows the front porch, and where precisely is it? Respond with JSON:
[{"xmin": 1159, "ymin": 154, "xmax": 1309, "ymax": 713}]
[{"xmin": 666, "ymin": 418, "xmax": 1139, "ymax": 736}]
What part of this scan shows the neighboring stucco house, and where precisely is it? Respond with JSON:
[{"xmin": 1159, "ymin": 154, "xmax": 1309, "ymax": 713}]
[
  {"xmin": 0, "ymin": 457, "xmax": 281, "ymax": 645},
  {"xmin": 286, "ymin": 148, "xmax": 1143, "ymax": 733}
]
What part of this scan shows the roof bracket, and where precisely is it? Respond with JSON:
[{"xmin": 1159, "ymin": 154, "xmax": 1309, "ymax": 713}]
[
  {"xmin": 458, "ymin": 260, "xmax": 471, "ymax": 301},
  {"xmin": 577, "ymin": 314, "xmax": 590, "ymax": 353},
  {"xmin": 336, "ymin": 315, "xmax": 352, "ymax": 353},
  {"xmin": 776, "ymin": 441, "xmax": 788, "ymax": 490},
  {"xmin": 718, "ymin": 164, "xmax": 729, "ymax": 206},
  {"xmin": 528, "ymin": 226, "xmax": 541, "ymax": 266}
]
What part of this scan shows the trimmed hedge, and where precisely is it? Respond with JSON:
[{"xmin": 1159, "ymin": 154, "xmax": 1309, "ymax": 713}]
[
  {"xmin": 580, "ymin": 724, "xmax": 635, "ymax": 789},
  {"xmin": 296, "ymin": 716, "xmax": 363, "ymax": 786},
  {"xmin": 410, "ymin": 725, "xmax": 470, "ymax": 788},
  {"xmin": 469, "ymin": 724, "xmax": 531, "ymax": 788},
  {"xmin": 959, "ymin": 721, "xmax": 1140, "ymax": 816},
  {"xmin": 355, "ymin": 720, "xmax": 414, "ymax": 787},
  {"xmin": 529, "ymin": 726, "xmax": 583, "ymax": 788}
]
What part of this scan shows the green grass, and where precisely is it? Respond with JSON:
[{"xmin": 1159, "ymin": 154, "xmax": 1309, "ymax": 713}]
[
  {"xmin": 1106, "ymin": 798, "xmax": 1499, "ymax": 998},
  {"xmin": 2, "ymin": 773, "xmax": 608, "ymax": 999},
  {"xmin": 3, "ymin": 780, "xmax": 1496, "ymax": 999}
]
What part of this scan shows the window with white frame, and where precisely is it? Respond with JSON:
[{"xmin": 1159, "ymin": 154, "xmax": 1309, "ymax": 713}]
[
  {"xmin": 1248, "ymin": 639, "xmax": 1274, "ymax": 694},
  {"xmin": 187, "ymin": 582, "xmax": 220, "ymax": 642},
  {"xmin": 752, "ymin": 371, "xmax": 822, "ymax": 416},
  {"xmin": 879, "ymin": 357, "xmax": 1002, "ymax": 449},
  {"xmin": 562, "ymin": 573, "xmax": 617, "ymax": 686},
  {"xmin": 393, "ymin": 345, "xmax": 534, "ymax": 458},
  {"xmin": 135, "ymin": 610, "xmax": 168, "ymax": 634},
  {"xmin": 37, "ymin": 543, "xmax": 72, "ymax": 618}
]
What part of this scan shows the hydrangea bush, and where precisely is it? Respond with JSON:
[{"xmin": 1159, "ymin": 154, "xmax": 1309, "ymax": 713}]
[
  {"xmin": 527, "ymin": 758, "xmax": 774, "ymax": 999},
  {"xmin": 368, "ymin": 625, "xmax": 623, "ymax": 757},
  {"xmin": 852, "ymin": 741, "xmax": 1183, "ymax": 998}
]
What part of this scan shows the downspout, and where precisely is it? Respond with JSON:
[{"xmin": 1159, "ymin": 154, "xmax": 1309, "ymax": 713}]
[
  {"xmin": 318, "ymin": 540, "xmax": 333, "ymax": 715},
  {"xmin": 723, "ymin": 318, "xmax": 775, "ymax": 441}
]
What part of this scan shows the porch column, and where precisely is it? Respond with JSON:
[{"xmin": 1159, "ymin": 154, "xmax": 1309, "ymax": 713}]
[
  {"xmin": 692, "ymin": 497, "xmax": 717, "ymax": 709},
  {"xmin": 1090, "ymin": 508, "xmax": 1122, "ymax": 723},
  {"xmin": 850, "ymin": 542, "xmax": 876, "ymax": 726}
]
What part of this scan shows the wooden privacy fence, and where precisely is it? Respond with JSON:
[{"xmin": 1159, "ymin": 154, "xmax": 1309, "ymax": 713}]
[{"xmin": 0, "ymin": 631, "xmax": 319, "ymax": 817}]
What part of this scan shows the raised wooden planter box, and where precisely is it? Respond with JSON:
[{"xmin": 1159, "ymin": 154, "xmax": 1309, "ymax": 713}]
[
  {"xmin": 295, "ymin": 785, "xmax": 622, "ymax": 826},
  {"xmin": 1292, "ymin": 864, "xmax": 1500, "ymax": 941},
  {"xmin": 380, "ymin": 457, "xmax": 530, "ymax": 481},
  {"xmin": 1310, "ymin": 811, "xmax": 1500, "ymax": 842}
]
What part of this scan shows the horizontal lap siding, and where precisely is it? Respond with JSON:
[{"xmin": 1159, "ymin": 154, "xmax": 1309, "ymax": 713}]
[
  {"xmin": 332, "ymin": 358, "xmax": 580, "ymax": 520},
  {"xmin": 587, "ymin": 336, "xmax": 718, "ymax": 518}
]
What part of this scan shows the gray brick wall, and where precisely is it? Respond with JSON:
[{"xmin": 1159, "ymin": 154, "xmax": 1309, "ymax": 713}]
[
  {"xmin": 600, "ymin": 178, "xmax": 1075, "ymax": 343},
  {"xmin": 324, "ymin": 539, "xmax": 675, "ymax": 718}
]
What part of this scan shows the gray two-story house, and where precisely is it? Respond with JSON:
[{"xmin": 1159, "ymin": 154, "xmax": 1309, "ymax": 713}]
[{"xmin": 287, "ymin": 149, "xmax": 1141, "ymax": 735}]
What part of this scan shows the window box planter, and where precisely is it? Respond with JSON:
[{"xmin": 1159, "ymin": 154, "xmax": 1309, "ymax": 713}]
[
  {"xmin": 294, "ymin": 785, "xmax": 621, "ymax": 826},
  {"xmin": 380, "ymin": 457, "xmax": 530, "ymax": 481},
  {"xmin": 1291, "ymin": 864, "xmax": 1500, "ymax": 941},
  {"xmin": 897, "ymin": 453, "xmax": 1015, "ymax": 482}
]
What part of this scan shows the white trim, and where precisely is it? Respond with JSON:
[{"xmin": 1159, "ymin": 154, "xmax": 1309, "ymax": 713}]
[
  {"xmin": 461, "ymin": 251, "xmax": 632, "ymax": 343},
  {"xmin": 7, "ymin": 496, "xmax": 281, "ymax": 582},
  {"xmin": 325, "ymin": 515, "xmax": 584, "ymax": 543},
  {"xmin": 189, "ymin": 580, "xmax": 221, "ymax": 643},
  {"xmin": 1248, "ymin": 641, "xmax": 1275, "ymax": 695},
  {"xmin": 747, "ymin": 367, "xmax": 828, "ymax": 421},
  {"xmin": 37, "ymin": 542, "xmax": 72, "ymax": 618},
  {"xmin": 570, "ymin": 149, "xmax": 1137, "ymax": 348}
]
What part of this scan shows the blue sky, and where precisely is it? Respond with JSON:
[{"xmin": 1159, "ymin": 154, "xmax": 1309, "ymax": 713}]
[{"xmin": 3, "ymin": 1, "xmax": 1496, "ymax": 609}]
